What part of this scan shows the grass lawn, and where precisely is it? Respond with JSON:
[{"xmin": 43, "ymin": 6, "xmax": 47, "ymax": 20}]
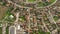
[
  {"xmin": 27, "ymin": 0, "xmax": 36, "ymax": 2},
  {"xmin": 0, "ymin": 5, "xmax": 7, "ymax": 20},
  {"xmin": 38, "ymin": 30, "xmax": 45, "ymax": 34},
  {"xmin": 0, "ymin": 0, "xmax": 2, "ymax": 2},
  {"xmin": 0, "ymin": 22, "xmax": 2, "ymax": 25},
  {"xmin": 53, "ymin": 16, "xmax": 59, "ymax": 21},
  {"xmin": 38, "ymin": 2, "xmax": 51, "ymax": 7},
  {"xmin": 37, "ymin": 29, "xmax": 50, "ymax": 34},
  {"xmin": 50, "ymin": 0, "xmax": 56, "ymax": 3},
  {"xmin": 38, "ymin": 31, "xmax": 50, "ymax": 34},
  {"xmin": 6, "ymin": 26, "xmax": 9, "ymax": 34},
  {"xmin": 0, "ymin": 27, "xmax": 2, "ymax": 34},
  {"xmin": 38, "ymin": 0, "xmax": 56, "ymax": 7}
]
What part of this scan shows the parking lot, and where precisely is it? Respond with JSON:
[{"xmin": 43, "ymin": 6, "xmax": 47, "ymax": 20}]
[{"xmin": 9, "ymin": 26, "xmax": 16, "ymax": 34}]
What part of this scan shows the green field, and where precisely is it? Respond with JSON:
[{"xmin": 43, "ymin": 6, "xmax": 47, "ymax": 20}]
[
  {"xmin": 38, "ymin": 0, "xmax": 56, "ymax": 7},
  {"xmin": 53, "ymin": 16, "xmax": 59, "ymax": 21},
  {"xmin": 27, "ymin": 0, "xmax": 36, "ymax": 2},
  {"xmin": 0, "ymin": 27, "xmax": 2, "ymax": 34}
]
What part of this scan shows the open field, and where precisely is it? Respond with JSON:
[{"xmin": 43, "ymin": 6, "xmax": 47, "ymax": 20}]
[
  {"xmin": 0, "ymin": 5, "xmax": 7, "ymax": 20},
  {"xmin": 27, "ymin": 0, "xmax": 36, "ymax": 2}
]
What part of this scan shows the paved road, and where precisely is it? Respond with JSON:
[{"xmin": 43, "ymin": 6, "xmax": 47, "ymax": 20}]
[{"xmin": 15, "ymin": 12, "xmax": 20, "ymax": 22}]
